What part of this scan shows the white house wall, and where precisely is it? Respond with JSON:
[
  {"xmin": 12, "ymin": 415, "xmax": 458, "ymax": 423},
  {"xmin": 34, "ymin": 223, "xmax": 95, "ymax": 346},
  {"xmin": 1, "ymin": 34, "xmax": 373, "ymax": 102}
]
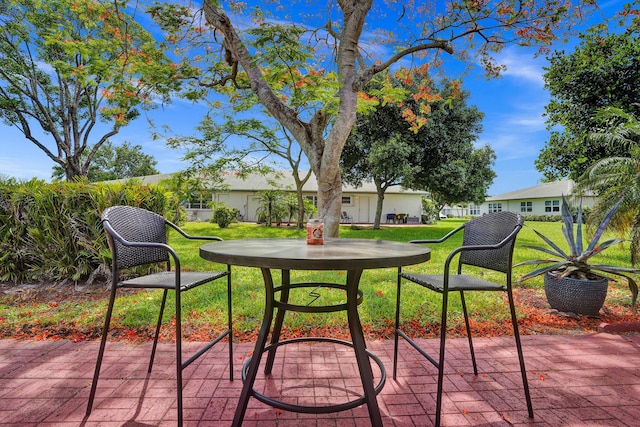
[
  {"xmin": 192, "ymin": 190, "xmax": 425, "ymax": 223},
  {"xmin": 120, "ymin": 171, "xmax": 428, "ymax": 223},
  {"xmin": 480, "ymin": 180, "xmax": 597, "ymax": 216},
  {"xmin": 480, "ymin": 197, "xmax": 596, "ymax": 216}
]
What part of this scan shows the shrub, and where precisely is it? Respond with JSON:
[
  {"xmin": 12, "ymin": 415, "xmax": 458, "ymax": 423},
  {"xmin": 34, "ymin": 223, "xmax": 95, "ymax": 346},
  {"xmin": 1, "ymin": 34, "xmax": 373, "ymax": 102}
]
[
  {"xmin": 521, "ymin": 214, "xmax": 563, "ymax": 222},
  {"xmin": 211, "ymin": 205, "xmax": 238, "ymax": 228},
  {"xmin": 0, "ymin": 178, "xmax": 180, "ymax": 285}
]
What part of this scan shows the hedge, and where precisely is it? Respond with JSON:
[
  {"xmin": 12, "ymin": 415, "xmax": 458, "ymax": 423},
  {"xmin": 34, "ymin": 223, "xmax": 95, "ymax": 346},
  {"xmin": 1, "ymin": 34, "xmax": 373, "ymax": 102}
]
[{"xmin": 0, "ymin": 178, "xmax": 182, "ymax": 285}]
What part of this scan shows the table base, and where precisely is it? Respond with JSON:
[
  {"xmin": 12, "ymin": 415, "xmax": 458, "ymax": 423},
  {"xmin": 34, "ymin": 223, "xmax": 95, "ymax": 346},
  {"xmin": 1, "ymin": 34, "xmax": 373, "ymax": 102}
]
[{"xmin": 241, "ymin": 336, "xmax": 386, "ymax": 414}]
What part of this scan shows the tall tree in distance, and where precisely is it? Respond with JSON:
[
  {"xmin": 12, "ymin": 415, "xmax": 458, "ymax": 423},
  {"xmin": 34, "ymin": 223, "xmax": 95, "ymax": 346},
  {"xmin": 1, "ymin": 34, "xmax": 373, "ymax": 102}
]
[
  {"xmin": 0, "ymin": 0, "xmax": 184, "ymax": 181},
  {"xmin": 342, "ymin": 72, "xmax": 492, "ymax": 227},
  {"xmin": 537, "ymin": 26, "xmax": 640, "ymax": 181},
  {"xmin": 425, "ymin": 146, "xmax": 497, "ymax": 210},
  {"xmin": 404, "ymin": 79, "xmax": 494, "ymax": 210},
  {"xmin": 51, "ymin": 141, "xmax": 159, "ymax": 182},
  {"xmin": 577, "ymin": 107, "xmax": 640, "ymax": 267},
  {"xmin": 152, "ymin": 0, "xmax": 599, "ymax": 236},
  {"xmin": 341, "ymin": 68, "xmax": 434, "ymax": 229}
]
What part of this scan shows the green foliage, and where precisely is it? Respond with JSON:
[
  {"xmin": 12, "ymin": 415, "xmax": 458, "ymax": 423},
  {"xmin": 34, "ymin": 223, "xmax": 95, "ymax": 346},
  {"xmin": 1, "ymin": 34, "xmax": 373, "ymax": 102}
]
[
  {"xmin": 342, "ymin": 73, "xmax": 491, "ymax": 227},
  {"xmin": 211, "ymin": 204, "xmax": 238, "ymax": 228},
  {"xmin": 254, "ymin": 189, "xmax": 286, "ymax": 226},
  {"xmin": 537, "ymin": 27, "xmax": 640, "ymax": 181},
  {"xmin": 0, "ymin": 0, "xmax": 180, "ymax": 180},
  {"xmin": 0, "ymin": 179, "xmax": 179, "ymax": 283},
  {"xmin": 51, "ymin": 141, "xmax": 160, "ymax": 182},
  {"xmin": 516, "ymin": 196, "xmax": 639, "ymax": 308},
  {"xmin": 521, "ymin": 214, "xmax": 564, "ymax": 222},
  {"xmin": 577, "ymin": 109, "xmax": 640, "ymax": 267},
  {"xmin": 421, "ymin": 198, "xmax": 440, "ymax": 223},
  {"xmin": 520, "ymin": 207, "xmax": 590, "ymax": 223}
]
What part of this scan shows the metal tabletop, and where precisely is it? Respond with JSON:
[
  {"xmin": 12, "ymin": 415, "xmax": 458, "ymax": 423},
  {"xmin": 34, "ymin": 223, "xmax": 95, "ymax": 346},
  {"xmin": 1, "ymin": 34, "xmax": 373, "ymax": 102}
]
[{"xmin": 200, "ymin": 237, "xmax": 431, "ymax": 271}]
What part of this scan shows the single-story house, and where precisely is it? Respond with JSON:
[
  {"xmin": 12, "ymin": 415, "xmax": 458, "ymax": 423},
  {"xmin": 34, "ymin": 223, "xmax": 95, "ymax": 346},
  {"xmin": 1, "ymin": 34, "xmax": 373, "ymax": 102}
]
[
  {"xmin": 129, "ymin": 171, "xmax": 428, "ymax": 223},
  {"xmin": 479, "ymin": 180, "xmax": 596, "ymax": 216}
]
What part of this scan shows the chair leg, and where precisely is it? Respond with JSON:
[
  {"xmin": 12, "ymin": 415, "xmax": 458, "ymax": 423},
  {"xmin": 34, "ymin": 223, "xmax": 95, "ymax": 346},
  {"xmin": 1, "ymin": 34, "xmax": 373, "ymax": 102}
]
[
  {"xmin": 507, "ymin": 289, "xmax": 534, "ymax": 418},
  {"xmin": 227, "ymin": 265, "xmax": 234, "ymax": 382},
  {"xmin": 148, "ymin": 289, "xmax": 168, "ymax": 373},
  {"xmin": 86, "ymin": 287, "xmax": 118, "ymax": 417},
  {"xmin": 393, "ymin": 268, "xmax": 402, "ymax": 379},
  {"xmin": 435, "ymin": 290, "xmax": 449, "ymax": 427},
  {"xmin": 175, "ymin": 289, "xmax": 184, "ymax": 427},
  {"xmin": 460, "ymin": 291, "xmax": 478, "ymax": 375}
]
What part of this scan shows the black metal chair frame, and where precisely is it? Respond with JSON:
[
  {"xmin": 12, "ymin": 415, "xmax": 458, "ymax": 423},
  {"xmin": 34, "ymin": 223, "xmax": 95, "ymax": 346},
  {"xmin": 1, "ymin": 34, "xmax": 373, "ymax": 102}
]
[
  {"xmin": 393, "ymin": 211, "xmax": 533, "ymax": 427},
  {"xmin": 85, "ymin": 205, "xmax": 233, "ymax": 426},
  {"xmin": 340, "ymin": 211, "xmax": 353, "ymax": 223}
]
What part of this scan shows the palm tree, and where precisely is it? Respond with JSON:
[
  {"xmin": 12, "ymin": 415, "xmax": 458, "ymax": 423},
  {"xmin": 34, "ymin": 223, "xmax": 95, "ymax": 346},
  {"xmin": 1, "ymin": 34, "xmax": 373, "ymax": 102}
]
[
  {"xmin": 577, "ymin": 107, "xmax": 640, "ymax": 266},
  {"xmin": 254, "ymin": 189, "xmax": 285, "ymax": 227}
]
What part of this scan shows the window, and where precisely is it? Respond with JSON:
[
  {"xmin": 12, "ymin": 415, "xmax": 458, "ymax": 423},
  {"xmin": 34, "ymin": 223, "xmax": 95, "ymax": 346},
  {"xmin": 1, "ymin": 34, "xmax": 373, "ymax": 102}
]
[
  {"xmin": 520, "ymin": 201, "xmax": 533, "ymax": 213},
  {"xmin": 488, "ymin": 203, "xmax": 502, "ymax": 213},
  {"xmin": 184, "ymin": 193, "xmax": 212, "ymax": 209},
  {"xmin": 341, "ymin": 196, "xmax": 353, "ymax": 206},
  {"xmin": 469, "ymin": 205, "xmax": 481, "ymax": 216},
  {"xmin": 306, "ymin": 195, "xmax": 318, "ymax": 207},
  {"xmin": 545, "ymin": 200, "xmax": 560, "ymax": 212},
  {"xmin": 185, "ymin": 201, "xmax": 208, "ymax": 209}
]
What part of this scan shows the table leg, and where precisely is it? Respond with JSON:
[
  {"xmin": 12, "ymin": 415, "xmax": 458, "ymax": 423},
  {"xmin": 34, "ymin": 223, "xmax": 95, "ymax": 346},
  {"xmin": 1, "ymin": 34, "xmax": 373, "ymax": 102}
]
[
  {"xmin": 346, "ymin": 270, "xmax": 383, "ymax": 427},
  {"xmin": 264, "ymin": 269, "xmax": 290, "ymax": 374},
  {"xmin": 232, "ymin": 268, "xmax": 276, "ymax": 427}
]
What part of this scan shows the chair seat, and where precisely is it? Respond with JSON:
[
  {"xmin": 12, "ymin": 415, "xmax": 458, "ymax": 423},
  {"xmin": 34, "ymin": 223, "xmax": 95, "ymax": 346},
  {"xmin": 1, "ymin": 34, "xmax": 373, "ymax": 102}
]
[
  {"xmin": 121, "ymin": 270, "xmax": 229, "ymax": 291},
  {"xmin": 399, "ymin": 272, "xmax": 506, "ymax": 292}
]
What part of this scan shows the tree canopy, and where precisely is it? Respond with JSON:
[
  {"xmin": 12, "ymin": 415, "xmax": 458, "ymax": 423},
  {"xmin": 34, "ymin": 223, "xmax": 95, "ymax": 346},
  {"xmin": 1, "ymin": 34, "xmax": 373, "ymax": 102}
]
[
  {"xmin": 341, "ymin": 72, "xmax": 490, "ymax": 228},
  {"xmin": 402, "ymin": 80, "xmax": 494, "ymax": 209},
  {"xmin": 52, "ymin": 141, "xmax": 159, "ymax": 182},
  {"xmin": 577, "ymin": 107, "xmax": 640, "ymax": 267},
  {"xmin": 536, "ymin": 26, "xmax": 640, "ymax": 181},
  {"xmin": 150, "ymin": 0, "xmax": 598, "ymax": 236},
  {"xmin": 0, "ymin": 0, "xmax": 183, "ymax": 181}
]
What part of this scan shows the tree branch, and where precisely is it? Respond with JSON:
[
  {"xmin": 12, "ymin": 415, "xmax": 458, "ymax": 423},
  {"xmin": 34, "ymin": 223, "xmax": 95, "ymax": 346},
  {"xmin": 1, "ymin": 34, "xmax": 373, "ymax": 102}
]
[
  {"xmin": 202, "ymin": 1, "xmax": 312, "ymax": 146},
  {"xmin": 354, "ymin": 40, "xmax": 453, "ymax": 90}
]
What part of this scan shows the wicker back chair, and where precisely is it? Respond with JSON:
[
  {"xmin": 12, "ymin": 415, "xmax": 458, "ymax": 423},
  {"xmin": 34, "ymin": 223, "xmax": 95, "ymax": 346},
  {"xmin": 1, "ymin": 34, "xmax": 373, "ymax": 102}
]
[
  {"xmin": 393, "ymin": 212, "xmax": 532, "ymax": 427},
  {"xmin": 86, "ymin": 205, "xmax": 233, "ymax": 426}
]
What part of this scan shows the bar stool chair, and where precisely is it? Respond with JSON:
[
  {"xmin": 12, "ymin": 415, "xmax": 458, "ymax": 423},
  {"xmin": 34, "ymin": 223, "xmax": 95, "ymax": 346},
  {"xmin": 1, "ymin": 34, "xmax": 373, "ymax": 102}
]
[
  {"xmin": 393, "ymin": 211, "xmax": 533, "ymax": 426},
  {"xmin": 86, "ymin": 205, "xmax": 233, "ymax": 426}
]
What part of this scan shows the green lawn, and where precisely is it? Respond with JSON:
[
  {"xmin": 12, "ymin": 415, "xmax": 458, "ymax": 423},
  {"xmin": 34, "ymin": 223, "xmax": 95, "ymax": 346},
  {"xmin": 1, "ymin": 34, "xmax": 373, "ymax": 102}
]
[{"xmin": 1, "ymin": 219, "xmax": 637, "ymax": 342}]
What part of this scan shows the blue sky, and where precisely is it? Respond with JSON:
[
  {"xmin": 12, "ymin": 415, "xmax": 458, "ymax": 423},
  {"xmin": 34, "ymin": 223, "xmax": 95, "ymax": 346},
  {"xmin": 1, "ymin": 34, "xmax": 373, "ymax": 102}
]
[{"xmin": 0, "ymin": 2, "xmax": 623, "ymax": 196}]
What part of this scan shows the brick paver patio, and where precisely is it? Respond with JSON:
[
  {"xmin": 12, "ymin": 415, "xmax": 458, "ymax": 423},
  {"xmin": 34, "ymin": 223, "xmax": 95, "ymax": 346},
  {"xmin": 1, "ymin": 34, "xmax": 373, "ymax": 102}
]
[{"xmin": 1, "ymin": 333, "xmax": 639, "ymax": 426}]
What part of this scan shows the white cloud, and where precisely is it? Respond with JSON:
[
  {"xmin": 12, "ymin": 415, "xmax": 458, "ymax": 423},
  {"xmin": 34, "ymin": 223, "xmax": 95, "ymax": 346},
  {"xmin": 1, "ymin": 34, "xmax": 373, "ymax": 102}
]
[
  {"xmin": 507, "ymin": 116, "xmax": 546, "ymax": 129},
  {"xmin": 495, "ymin": 48, "xmax": 546, "ymax": 86}
]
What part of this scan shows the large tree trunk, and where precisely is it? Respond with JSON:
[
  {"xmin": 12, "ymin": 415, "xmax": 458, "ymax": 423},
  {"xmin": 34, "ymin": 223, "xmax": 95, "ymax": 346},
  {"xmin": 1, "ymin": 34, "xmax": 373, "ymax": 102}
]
[{"xmin": 315, "ymin": 169, "xmax": 343, "ymax": 237}]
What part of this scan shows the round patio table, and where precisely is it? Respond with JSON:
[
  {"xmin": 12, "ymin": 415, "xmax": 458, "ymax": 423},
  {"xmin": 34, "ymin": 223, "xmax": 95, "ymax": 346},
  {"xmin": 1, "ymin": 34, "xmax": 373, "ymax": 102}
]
[{"xmin": 200, "ymin": 238, "xmax": 430, "ymax": 427}]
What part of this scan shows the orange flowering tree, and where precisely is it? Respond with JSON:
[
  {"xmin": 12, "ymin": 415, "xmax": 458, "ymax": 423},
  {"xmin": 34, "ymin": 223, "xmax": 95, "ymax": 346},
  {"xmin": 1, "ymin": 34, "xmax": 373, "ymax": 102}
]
[
  {"xmin": 0, "ymin": 0, "xmax": 186, "ymax": 180},
  {"xmin": 152, "ymin": 0, "xmax": 599, "ymax": 236}
]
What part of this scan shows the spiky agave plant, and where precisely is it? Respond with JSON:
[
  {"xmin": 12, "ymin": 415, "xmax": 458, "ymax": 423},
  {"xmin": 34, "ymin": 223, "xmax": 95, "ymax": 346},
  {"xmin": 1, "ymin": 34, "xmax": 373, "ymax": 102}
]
[{"xmin": 516, "ymin": 196, "xmax": 639, "ymax": 309}]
